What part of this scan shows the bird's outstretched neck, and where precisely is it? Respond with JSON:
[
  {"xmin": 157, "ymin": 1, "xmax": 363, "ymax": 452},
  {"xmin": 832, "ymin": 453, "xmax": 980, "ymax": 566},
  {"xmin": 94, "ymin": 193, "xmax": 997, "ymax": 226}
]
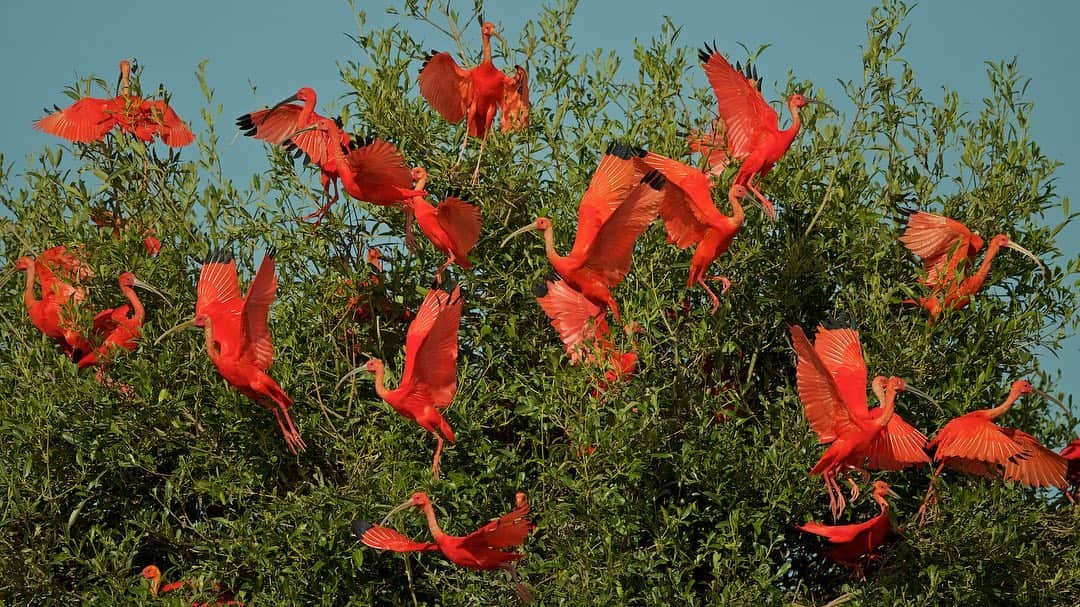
[
  {"xmin": 481, "ymin": 32, "xmax": 493, "ymax": 64},
  {"xmin": 120, "ymin": 284, "xmax": 144, "ymax": 324},
  {"xmin": 371, "ymin": 362, "xmax": 390, "ymax": 400},
  {"xmin": 19, "ymin": 261, "xmax": 38, "ymax": 310},
  {"xmin": 420, "ymin": 500, "xmax": 446, "ymax": 539},
  {"xmin": 984, "ymin": 383, "xmax": 1025, "ymax": 420},
  {"xmin": 961, "ymin": 238, "xmax": 1004, "ymax": 294},
  {"xmin": 541, "ymin": 225, "xmax": 563, "ymax": 270}
]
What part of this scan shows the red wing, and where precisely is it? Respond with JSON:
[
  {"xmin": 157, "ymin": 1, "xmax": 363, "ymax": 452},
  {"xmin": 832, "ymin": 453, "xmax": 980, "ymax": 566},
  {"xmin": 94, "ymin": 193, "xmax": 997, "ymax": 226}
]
[
  {"xmin": 461, "ymin": 501, "xmax": 534, "ymax": 551},
  {"xmin": 810, "ymin": 327, "xmax": 869, "ymax": 418},
  {"xmin": 570, "ymin": 143, "xmax": 648, "ymax": 258},
  {"xmin": 789, "ymin": 325, "xmax": 861, "ymax": 443},
  {"xmin": 641, "ymin": 152, "xmax": 724, "ymax": 245},
  {"xmin": 580, "ymin": 172, "xmax": 665, "ymax": 286},
  {"xmin": 401, "ymin": 286, "xmax": 462, "ymax": 408},
  {"xmin": 240, "ymin": 253, "xmax": 278, "ymax": 370},
  {"xmin": 435, "ymin": 197, "xmax": 482, "ymax": 261},
  {"xmin": 799, "ymin": 512, "xmax": 886, "ymax": 545},
  {"xmin": 1062, "ymin": 439, "xmax": 1080, "ymax": 460},
  {"xmin": 1001, "ymin": 429, "xmax": 1067, "ymax": 489},
  {"xmin": 41, "ymin": 245, "xmax": 95, "ymax": 282},
  {"xmin": 898, "ymin": 212, "xmax": 980, "ymax": 287},
  {"xmin": 238, "ymin": 104, "xmax": 335, "ymax": 165},
  {"xmin": 535, "ymin": 278, "xmax": 609, "ymax": 363},
  {"xmin": 35, "ymin": 97, "xmax": 117, "ymax": 143},
  {"xmin": 419, "ymin": 52, "xmax": 471, "ymax": 123},
  {"xmin": 197, "ymin": 251, "xmax": 243, "ymax": 317},
  {"xmin": 146, "ymin": 100, "xmax": 194, "ymax": 147},
  {"xmin": 91, "ymin": 306, "xmax": 128, "ymax": 337},
  {"xmin": 359, "ymin": 523, "xmax": 439, "ymax": 553},
  {"xmin": 500, "ymin": 65, "xmax": 530, "ymax": 132},
  {"xmin": 687, "ymin": 119, "xmax": 732, "ymax": 176},
  {"xmin": 345, "ymin": 138, "xmax": 414, "ymax": 191},
  {"xmin": 928, "ymin": 415, "xmax": 1027, "ymax": 466},
  {"xmin": 699, "ymin": 47, "xmax": 778, "ymax": 160},
  {"xmin": 859, "ymin": 411, "xmax": 930, "ymax": 470}
]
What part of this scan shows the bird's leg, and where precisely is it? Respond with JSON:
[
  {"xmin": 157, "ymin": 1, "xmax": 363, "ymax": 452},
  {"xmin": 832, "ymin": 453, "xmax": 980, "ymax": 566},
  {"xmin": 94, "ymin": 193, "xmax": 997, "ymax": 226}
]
[
  {"xmin": 301, "ymin": 178, "xmax": 340, "ymax": 226},
  {"xmin": 432, "ymin": 435, "xmax": 445, "ymax": 480},
  {"xmin": 845, "ymin": 473, "xmax": 861, "ymax": 502},
  {"xmin": 916, "ymin": 463, "xmax": 945, "ymax": 525},
  {"xmin": 434, "ymin": 257, "xmax": 453, "ymax": 284},
  {"xmin": 404, "ymin": 206, "xmax": 418, "ymax": 253},
  {"xmin": 454, "ymin": 129, "xmax": 470, "ymax": 167},
  {"xmin": 745, "ymin": 178, "xmax": 777, "ymax": 221},
  {"xmin": 471, "ymin": 132, "xmax": 489, "ymax": 185},
  {"xmin": 501, "ymin": 564, "xmax": 534, "ymax": 604},
  {"xmin": 697, "ymin": 277, "xmax": 721, "ymax": 315}
]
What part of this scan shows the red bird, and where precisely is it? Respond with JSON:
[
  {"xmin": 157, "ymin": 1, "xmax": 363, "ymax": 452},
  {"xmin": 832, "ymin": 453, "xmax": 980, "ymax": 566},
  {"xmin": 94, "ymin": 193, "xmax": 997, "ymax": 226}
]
[
  {"xmin": 1062, "ymin": 439, "xmax": 1080, "ymax": 502},
  {"xmin": 419, "ymin": 20, "xmax": 529, "ymax": 182},
  {"xmin": 684, "ymin": 118, "xmax": 731, "ymax": 177},
  {"xmin": 343, "ymin": 286, "xmax": 462, "ymax": 478},
  {"xmin": 141, "ymin": 565, "xmax": 243, "ymax": 605},
  {"xmin": 533, "ymin": 276, "xmax": 608, "ymax": 364},
  {"xmin": 354, "ymin": 491, "xmax": 535, "ymax": 602},
  {"xmin": 919, "ymin": 380, "xmax": 1068, "ymax": 519},
  {"xmin": 11, "ymin": 254, "xmax": 93, "ymax": 361},
  {"xmin": 238, "ymin": 89, "xmax": 424, "ymax": 223},
  {"xmin": 791, "ymin": 325, "xmax": 934, "ymax": 517},
  {"xmin": 503, "ymin": 143, "xmax": 665, "ymax": 322},
  {"xmin": 641, "ymin": 149, "xmax": 752, "ymax": 312},
  {"xmin": 76, "ymin": 272, "xmax": 166, "ymax": 370},
  {"xmin": 899, "ymin": 210, "xmax": 1046, "ymax": 318},
  {"xmin": 161, "ymin": 250, "xmax": 305, "ymax": 453},
  {"xmin": 36, "ymin": 60, "xmax": 193, "ymax": 147},
  {"xmin": 799, "ymin": 480, "xmax": 898, "ymax": 579},
  {"xmin": 699, "ymin": 44, "xmax": 821, "ymax": 219},
  {"xmin": 405, "ymin": 167, "xmax": 482, "ymax": 279}
]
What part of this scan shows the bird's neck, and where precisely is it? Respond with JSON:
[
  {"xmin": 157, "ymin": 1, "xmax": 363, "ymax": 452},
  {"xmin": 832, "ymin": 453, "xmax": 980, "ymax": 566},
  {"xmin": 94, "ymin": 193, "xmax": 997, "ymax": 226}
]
[
  {"xmin": 421, "ymin": 502, "xmax": 445, "ymax": 539},
  {"xmin": 121, "ymin": 285, "xmax": 144, "ymax": 324},
  {"xmin": 20, "ymin": 266, "xmax": 38, "ymax": 310},
  {"xmin": 985, "ymin": 385, "xmax": 1024, "ymax": 420},
  {"xmin": 202, "ymin": 318, "xmax": 221, "ymax": 358},
  {"xmin": 961, "ymin": 238, "xmax": 1003, "ymax": 294},
  {"xmin": 481, "ymin": 34, "xmax": 493, "ymax": 64},
  {"xmin": 372, "ymin": 364, "xmax": 390, "ymax": 400},
  {"xmin": 298, "ymin": 96, "xmax": 316, "ymax": 125},
  {"xmin": 147, "ymin": 573, "xmax": 161, "ymax": 597},
  {"xmin": 726, "ymin": 191, "xmax": 744, "ymax": 226},
  {"xmin": 873, "ymin": 494, "xmax": 890, "ymax": 514},
  {"xmin": 542, "ymin": 226, "xmax": 563, "ymax": 269},
  {"xmin": 875, "ymin": 383, "xmax": 898, "ymax": 427}
]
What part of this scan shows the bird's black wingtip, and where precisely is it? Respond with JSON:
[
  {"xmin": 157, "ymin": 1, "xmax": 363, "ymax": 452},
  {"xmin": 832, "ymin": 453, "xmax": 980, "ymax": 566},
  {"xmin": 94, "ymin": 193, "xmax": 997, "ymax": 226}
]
[
  {"xmin": 532, "ymin": 279, "xmax": 550, "ymax": 298},
  {"xmin": 605, "ymin": 140, "xmax": 646, "ymax": 160},
  {"xmin": 351, "ymin": 520, "xmax": 372, "ymax": 539},
  {"xmin": 203, "ymin": 248, "xmax": 234, "ymax": 265},
  {"xmin": 641, "ymin": 170, "xmax": 666, "ymax": 190}
]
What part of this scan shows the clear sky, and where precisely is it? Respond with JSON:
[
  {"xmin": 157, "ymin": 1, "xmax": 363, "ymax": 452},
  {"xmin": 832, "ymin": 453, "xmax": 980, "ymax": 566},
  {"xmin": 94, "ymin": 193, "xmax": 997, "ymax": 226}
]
[{"xmin": 0, "ymin": 1, "xmax": 1075, "ymax": 400}]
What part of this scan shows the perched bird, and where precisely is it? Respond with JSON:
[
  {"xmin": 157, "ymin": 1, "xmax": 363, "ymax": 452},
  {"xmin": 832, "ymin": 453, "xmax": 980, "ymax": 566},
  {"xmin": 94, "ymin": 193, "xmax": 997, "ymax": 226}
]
[
  {"xmin": 899, "ymin": 210, "xmax": 1047, "ymax": 318},
  {"xmin": 405, "ymin": 167, "xmax": 482, "ymax": 279},
  {"xmin": 503, "ymin": 143, "xmax": 666, "ymax": 322},
  {"xmin": 919, "ymin": 380, "xmax": 1068, "ymax": 519},
  {"xmin": 141, "ymin": 565, "xmax": 243, "ymax": 605},
  {"xmin": 11, "ymin": 254, "xmax": 93, "ymax": 361},
  {"xmin": 799, "ymin": 480, "xmax": 899, "ymax": 579},
  {"xmin": 791, "ymin": 325, "xmax": 935, "ymax": 517},
  {"xmin": 699, "ymin": 45, "xmax": 821, "ymax": 219},
  {"xmin": 1062, "ymin": 438, "xmax": 1080, "ymax": 502},
  {"xmin": 641, "ymin": 148, "xmax": 751, "ymax": 312},
  {"xmin": 683, "ymin": 118, "xmax": 731, "ymax": 177},
  {"xmin": 354, "ymin": 491, "xmax": 535, "ymax": 602},
  {"xmin": 340, "ymin": 285, "xmax": 462, "ymax": 478},
  {"xmin": 158, "ymin": 250, "xmax": 305, "ymax": 453},
  {"xmin": 77, "ymin": 272, "xmax": 167, "ymax": 370},
  {"xmin": 419, "ymin": 19, "xmax": 529, "ymax": 182},
  {"xmin": 36, "ymin": 60, "xmax": 193, "ymax": 147}
]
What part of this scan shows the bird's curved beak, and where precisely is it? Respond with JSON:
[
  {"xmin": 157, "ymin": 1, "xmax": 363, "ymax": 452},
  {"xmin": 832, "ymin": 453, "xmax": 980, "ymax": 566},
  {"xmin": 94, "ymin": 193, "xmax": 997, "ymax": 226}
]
[
  {"xmin": 903, "ymin": 384, "xmax": 939, "ymax": 410},
  {"xmin": 154, "ymin": 317, "xmax": 196, "ymax": 345},
  {"xmin": 886, "ymin": 486, "xmax": 900, "ymax": 499},
  {"xmin": 494, "ymin": 31, "xmax": 507, "ymax": 46},
  {"xmin": 1031, "ymin": 387, "xmax": 1074, "ymax": 422},
  {"xmin": 287, "ymin": 124, "xmax": 319, "ymax": 139},
  {"xmin": 265, "ymin": 93, "xmax": 300, "ymax": 121},
  {"xmin": 381, "ymin": 499, "xmax": 416, "ymax": 525},
  {"xmin": 1004, "ymin": 241, "xmax": 1049, "ymax": 275},
  {"xmin": 805, "ymin": 99, "xmax": 837, "ymax": 114},
  {"xmin": 500, "ymin": 223, "xmax": 539, "ymax": 248},
  {"xmin": 132, "ymin": 277, "xmax": 171, "ymax": 306},
  {"xmin": 335, "ymin": 364, "xmax": 373, "ymax": 390}
]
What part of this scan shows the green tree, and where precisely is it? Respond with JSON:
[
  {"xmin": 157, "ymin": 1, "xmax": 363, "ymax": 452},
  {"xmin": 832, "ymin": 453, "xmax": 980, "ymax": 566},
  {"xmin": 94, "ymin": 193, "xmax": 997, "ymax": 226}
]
[{"xmin": 1, "ymin": 0, "xmax": 1076, "ymax": 605}]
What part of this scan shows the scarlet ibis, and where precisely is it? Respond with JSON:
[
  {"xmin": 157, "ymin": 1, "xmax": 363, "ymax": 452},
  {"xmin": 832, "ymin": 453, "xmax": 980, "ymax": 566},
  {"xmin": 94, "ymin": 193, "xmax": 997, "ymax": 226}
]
[
  {"xmin": 143, "ymin": 230, "xmax": 162, "ymax": 257},
  {"xmin": 158, "ymin": 250, "xmax": 305, "ymax": 453},
  {"xmin": 339, "ymin": 285, "xmax": 462, "ymax": 478},
  {"xmin": 899, "ymin": 210, "xmax": 1046, "ymax": 318},
  {"xmin": 405, "ymin": 167, "xmax": 482, "ymax": 279},
  {"xmin": 1062, "ymin": 439, "xmax": 1080, "ymax": 502},
  {"xmin": 532, "ymin": 275, "xmax": 609, "ymax": 364},
  {"xmin": 799, "ymin": 480, "xmax": 898, "ymax": 579},
  {"xmin": 418, "ymin": 20, "xmax": 529, "ymax": 182},
  {"xmin": 11, "ymin": 254, "xmax": 93, "ymax": 361},
  {"xmin": 502, "ymin": 143, "xmax": 666, "ymax": 322},
  {"xmin": 918, "ymin": 380, "xmax": 1068, "ymax": 519},
  {"xmin": 641, "ymin": 149, "xmax": 752, "ymax": 312},
  {"xmin": 791, "ymin": 325, "xmax": 935, "ymax": 517},
  {"xmin": 684, "ymin": 118, "xmax": 730, "ymax": 177},
  {"xmin": 354, "ymin": 491, "xmax": 534, "ymax": 602},
  {"xmin": 141, "ymin": 565, "xmax": 243, "ymax": 605},
  {"xmin": 36, "ymin": 60, "xmax": 193, "ymax": 147},
  {"xmin": 699, "ymin": 44, "xmax": 824, "ymax": 219},
  {"xmin": 76, "ymin": 272, "xmax": 166, "ymax": 370}
]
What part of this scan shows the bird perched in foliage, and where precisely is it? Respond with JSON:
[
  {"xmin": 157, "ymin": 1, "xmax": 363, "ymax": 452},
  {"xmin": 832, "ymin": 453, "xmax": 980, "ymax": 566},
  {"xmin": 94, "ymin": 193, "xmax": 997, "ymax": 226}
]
[
  {"xmin": 141, "ymin": 565, "xmax": 243, "ymax": 605},
  {"xmin": 799, "ymin": 480, "xmax": 899, "ymax": 579},
  {"xmin": 76, "ymin": 272, "xmax": 166, "ymax": 370},
  {"xmin": 354, "ymin": 491, "xmax": 535, "ymax": 602},
  {"xmin": 11, "ymin": 251, "xmax": 93, "ymax": 361},
  {"xmin": 419, "ymin": 19, "xmax": 529, "ymax": 182},
  {"xmin": 405, "ymin": 167, "xmax": 482, "ymax": 280},
  {"xmin": 36, "ymin": 60, "xmax": 193, "ymax": 146}
]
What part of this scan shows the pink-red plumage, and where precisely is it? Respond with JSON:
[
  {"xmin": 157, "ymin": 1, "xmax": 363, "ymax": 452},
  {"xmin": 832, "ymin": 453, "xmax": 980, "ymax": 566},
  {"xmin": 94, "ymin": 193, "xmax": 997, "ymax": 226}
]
[
  {"xmin": 799, "ymin": 481, "xmax": 897, "ymax": 578},
  {"xmin": 405, "ymin": 167, "xmax": 482, "ymax": 276}
]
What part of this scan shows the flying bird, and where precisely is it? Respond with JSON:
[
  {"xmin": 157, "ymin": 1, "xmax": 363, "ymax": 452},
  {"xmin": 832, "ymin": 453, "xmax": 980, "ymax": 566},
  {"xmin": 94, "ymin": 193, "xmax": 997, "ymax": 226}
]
[
  {"xmin": 405, "ymin": 167, "xmax": 482, "ymax": 279},
  {"xmin": 354, "ymin": 491, "xmax": 535, "ymax": 602},
  {"xmin": 141, "ymin": 565, "xmax": 243, "ymax": 605},
  {"xmin": 36, "ymin": 60, "xmax": 193, "ymax": 147},
  {"xmin": 419, "ymin": 19, "xmax": 529, "ymax": 182},
  {"xmin": 799, "ymin": 480, "xmax": 899, "ymax": 579}
]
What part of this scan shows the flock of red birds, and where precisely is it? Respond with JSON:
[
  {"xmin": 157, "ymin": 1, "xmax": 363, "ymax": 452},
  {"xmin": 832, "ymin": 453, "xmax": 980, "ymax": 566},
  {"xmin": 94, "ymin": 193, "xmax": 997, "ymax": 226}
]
[{"xmin": 12, "ymin": 15, "xmax": 1077, "ymax": 601}]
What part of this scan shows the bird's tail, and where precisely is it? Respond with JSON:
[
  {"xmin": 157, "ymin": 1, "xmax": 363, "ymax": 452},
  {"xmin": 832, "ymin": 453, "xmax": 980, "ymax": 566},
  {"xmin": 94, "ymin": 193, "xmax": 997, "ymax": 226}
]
[{"xmin": 434, "ymin": 412, "xmax": 456, "ymax": 444}]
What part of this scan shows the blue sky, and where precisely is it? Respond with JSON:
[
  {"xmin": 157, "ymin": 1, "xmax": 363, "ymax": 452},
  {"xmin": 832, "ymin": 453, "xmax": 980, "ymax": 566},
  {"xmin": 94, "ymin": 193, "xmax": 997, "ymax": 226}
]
[{"xmin": 0, "ymin": 1, "xmax": 1075, "ymax": 401}]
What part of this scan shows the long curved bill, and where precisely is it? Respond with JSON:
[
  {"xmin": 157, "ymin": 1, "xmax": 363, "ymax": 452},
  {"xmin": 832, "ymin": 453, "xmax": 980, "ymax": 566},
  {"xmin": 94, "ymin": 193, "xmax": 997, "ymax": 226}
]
[
  {"xmin": 335, "ymin": 365, "xmax": 371, "ymax": 390},
  {"xmin": 886, "ymin": 486, "xmax": 900, "ymax": 499},
  {"xmin": 264, "ymin": 93, "xmax": 299, "ymax": 121},
  {"xmin": 1032, "ymin": 387, "xmax": 1074, "ymax": 422},
  {"xmin": 0, "ymin": 268, "xmax": 15, "ymax": 289},
  {"xmin": 1004, "ymin": 241, "xmax": 1049, "ymax": 275},
  {"xmin": 904, "ymin": 384, "xmax": 939, "ymax": 410},
  {"xmin": 132, "ymin": 278, "xmax": 171, "ymax": 306},
  {"xmin": 380, "ymin": 499, "xmax": 416, "ymax": 525},
  {"xmin": 154, "ymin": 317, "xmax": 196, "ymax": 346},
  {"xmin": 500, "ymin": 224, "xmax": 538, "ymax": 248},
  {"xmin": 288, "ymin": 124, "xmax": 319, "ymax": 139}
]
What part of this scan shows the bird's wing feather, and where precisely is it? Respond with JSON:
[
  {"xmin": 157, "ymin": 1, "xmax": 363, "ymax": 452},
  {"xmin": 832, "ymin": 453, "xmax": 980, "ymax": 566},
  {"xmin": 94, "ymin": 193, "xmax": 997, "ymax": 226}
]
[
  {"xmin": 146, "ymin": 100, "xmax": 194, "ymax": 147},
  {"xmin": 898, "ymin": 212, "xmax": 979, "ymax": 287},
  {"xmin": 240, "ymin": 253, "xmax": 278, "ymax": 370},
  {"xmin": 1001, "ymin": 428, "xmax": 1067, "ymax": 489},
  {"xmin": 34, "ymin": 97, "xmax": 118, "ymax": 143},
  {"xmin": 570, "ymin": 144, "xmax": 648, "ymax": 258},
  {"xmin": 810, "ymin": 327, "xmax": 870, "ymax": 418},
  {"xmin": 196, "ymin": 252, "xmax": 243, "ymax": 318},
  {"xmin": 419, "ymin": 52, "xmax": 471, "ymax": 123},
  {"xmin": 461, "ymin": 501, "xmax": 534, "ymax": 551},
  {"xmin": 929, "ymin": 415, "xmax": 1027, "ymax": 466},
  {"xmin": 360, "ymin": 523, "xmax": 440, "ymax": 553},
  {"xmin": 790, "ymin": 325, "xmax": 861, "ymax": 443},
  {"xmin": 859, "ymin": 411, "xmax": 930, "ymax": 470},
  {"xmin": 700, "ymin": 49, "xmax": 778, "ymax": 159},
  {"xmin": 580, "ymin": 172, "xmax": 665, "ymax": 285},
  {"xmin": 344, "ymin": 138, "xmax": 414, "ymax": 193},
  {"xmin": 535, "ymin": 278, "xmax": 609, "ymax": 363},
  {"xmin": 401, "ymin": 286, "xmax": 462, "ymax": 407},
  {"xmin": 435, "ymin": 197, "xmax": 482, "ymax": 262},
  {"xmin": 500, "ymin": 65, "xmax": 530, "ymax": 132},
  {"xmin": 799, "ymin": 512, "xmax": 886, "ymax": 545}
]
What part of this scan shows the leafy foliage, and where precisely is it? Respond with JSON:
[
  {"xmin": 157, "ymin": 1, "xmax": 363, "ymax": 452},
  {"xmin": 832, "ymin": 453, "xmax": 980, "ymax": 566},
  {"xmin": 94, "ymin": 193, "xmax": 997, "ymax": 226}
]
[{"xmin": 1, "ymin": 0, "xmax": 1077, "ymax": 605}]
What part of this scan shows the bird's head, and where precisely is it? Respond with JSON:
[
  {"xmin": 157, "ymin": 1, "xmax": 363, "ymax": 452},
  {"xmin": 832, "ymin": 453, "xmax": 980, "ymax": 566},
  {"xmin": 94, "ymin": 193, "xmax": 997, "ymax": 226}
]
[
  {"xmin": 871, "ymin": 480, "xmax": 899, "ymax": 505},
  {"xmin": 295, "ymin": 87, "xmax": 317, "ymax": 103},
  {"xmin": 141, "ymin": 565, "xmax": 161, "ymax": 596},
  {"xmin": 1011, "ymin": 379, "xmax": 1034, "ymax": 396},
  {"xmin": 500, "ymin": 217, "xmax": 551, "ymax": 247},
  {"xmin": 381, "ymin": 492, "xmax": 431, "ymax": 523},
  {"xmin": 789, "ymin": 93, "xmax": 807, "ymax": 108},
  {"xmin": 366, "ymin": 247, "xmax": 383, "ymax": 271},
  {"xmin": 13, "ymin": 256, "xmax": 33, "ymax": 272},
  {"xmin": 481, "ymin": 21, "xmax": 497, "ymax": 37},
  {"xmin": 364, "ymin": 359, "xmax": 384, "ymax": 374},
  {"xmin": 193, "ymin": 313, "xmax": 210, "ymax": 328},
  {"xmin": 991, "ymin": 234, "xmax": 1048, "ymax": 275},
  {"xmin": 117, "ymin": 272, "xmax": 169, "ymax": 302},
  {"xmin": 410, "ymin": 166, "xmax": 428, "ymax": 187},
  {"xmin": 729, "ymin": 184, "xmax": 749, "ymax": 200}
]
